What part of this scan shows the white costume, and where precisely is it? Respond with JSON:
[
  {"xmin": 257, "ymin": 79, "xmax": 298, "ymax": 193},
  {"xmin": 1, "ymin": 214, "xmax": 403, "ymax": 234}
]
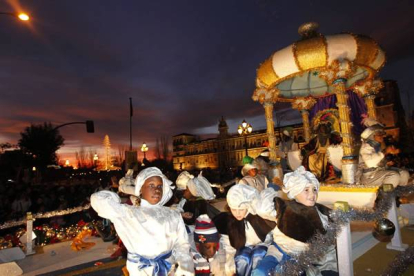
[
  {"xmin": 257, "ymin": 167, "xmax": 338, "ymax": 276},
  {"xmin": 356, "ymin": 124, "xmax": 409, "ymax": 187},
  {"xmin": 172, "ymin": 171, "xmax": 217, "ymax": 216},
  {"xmin": 118, "ymin": 169, "xmax": 138, "ymax": 205},
  {"xmin": 238, "ymin": 164, "xmax": 269, "ymax": 192},
  {"xmin": 91, "ymin": 167, "xmax": 194, "ymax": 276},
  {"xmin": 217, "ymin": 185, "xmax": 274, "ymax": 276}
]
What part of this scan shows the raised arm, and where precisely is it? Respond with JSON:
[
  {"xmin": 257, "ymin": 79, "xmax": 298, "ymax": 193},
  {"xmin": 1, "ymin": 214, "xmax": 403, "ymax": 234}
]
[
  {"xmin": 90, "ymin": 190, "xmax": 126, "ymax": 220},
  {"xmin": 118, "ymin": 184, "xmax": 136, "ymax": 195}
]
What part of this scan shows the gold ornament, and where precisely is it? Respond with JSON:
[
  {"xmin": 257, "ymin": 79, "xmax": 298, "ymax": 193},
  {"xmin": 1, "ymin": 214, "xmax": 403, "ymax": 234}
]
[
  {"xmin": 319, "ymin": 59, "xmax": 355, "ymax": 85},
  {"xmin": 291, "ymin": 97, "xmax": 317, "ymax": 111}
]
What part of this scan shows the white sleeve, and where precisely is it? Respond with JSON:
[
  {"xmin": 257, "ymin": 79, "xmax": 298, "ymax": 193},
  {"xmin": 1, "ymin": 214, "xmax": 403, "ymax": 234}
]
[
  {"xmin": 220, "ymin": 234, "xmax": 236, "ymax": 276},
  {"xmin": 173, "ymin": 213, "xmax": 194, "ymax": 275},
  {"xmin": 360, "ymin": 142, "xmax": 384, "ymax": 168},
  {"xmin": 256, "ymin": 188, "xmax": 278, "ymax": 222},
  {"xmin": 90, "ymin": 190, "xmax": 125, "ymax": 220},
  {"xmin": 264, "ymin": 176, "xmax": 269, "ymax": 188},
  {"xmin": 118, "ymin": 184, "xmax": 136, "ymax": 195}
]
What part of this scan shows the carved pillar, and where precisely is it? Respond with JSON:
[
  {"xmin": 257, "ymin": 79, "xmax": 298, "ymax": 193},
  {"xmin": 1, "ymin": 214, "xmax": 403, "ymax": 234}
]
[
  {"xmin": 364, "ymin": 95, "xmax": 377, "ymax": 119},
  {"xmin": 320, "ymin": 59, "xmax": 357, "ymax": 184},
  {"xmin": 333, "ymin": 78, "xmax": 354, "ymax": 156},
  {"xmin": 354, "ymin": 79, "xmax": 383, "ymax": 120},
  {"xmin": 252, "ymin": 87, "xmax": 279, "ymax": 162},
  {"xmin": 264, "ymin": 102, "xmax": 277, "ymax": 161},
  {"xmin": 292, "ymin": 97, "xmax": 316, "ymax": 143}
]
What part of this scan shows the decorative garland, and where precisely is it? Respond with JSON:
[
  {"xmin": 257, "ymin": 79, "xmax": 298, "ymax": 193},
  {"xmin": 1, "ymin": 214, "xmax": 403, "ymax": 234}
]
[
  {"xmin": 381, "ymin": 245, "xmax": 414, "ymax": 276},
  {"xmin": 0, "ymin": 204, "xmax": 91, "ymax": 230},
  {"xmin": 278, "ymin": 185, "xmax": 414, "ymax": 275}
]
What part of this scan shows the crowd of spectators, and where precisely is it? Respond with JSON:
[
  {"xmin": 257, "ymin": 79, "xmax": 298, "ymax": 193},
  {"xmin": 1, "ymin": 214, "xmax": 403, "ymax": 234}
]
[{"xmin": 0, "ymin": 170, "xmax": 122, "ymax": 225}]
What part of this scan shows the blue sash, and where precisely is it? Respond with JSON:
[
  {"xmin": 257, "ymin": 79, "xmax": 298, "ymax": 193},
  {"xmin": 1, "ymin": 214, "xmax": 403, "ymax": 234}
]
[
  {"xmin": 235, "ymin": 245, "xmax": 268, "ymax": 276},
  {"xmin": 272, "ymin": 242, "xmax": 291, "ymax": 262},
  {"xmin": 127, "ymin": 251, "xmax": 172, "ymax": 276}
]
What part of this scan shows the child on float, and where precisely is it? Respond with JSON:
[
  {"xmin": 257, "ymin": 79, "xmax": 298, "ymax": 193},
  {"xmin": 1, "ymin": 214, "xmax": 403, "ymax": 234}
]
[
  {"xmin": 191, "ymin": 214, "xmax": 226, "ymax": 276},
  {"xmin": 238, "ymin": 163, "xmax": 269, "ymax": 192},
  {"xmin": 253, "ymin": 166, "xmax": 338, "ymax": 276},
  {"xmin": 213, "ymin": 184, "xmax": 276, "ymax": 276},
  {"xmin": 174, "ymin": 171, "xmax": 220, "ymax": 225},
  {"xmin": 91, "ymin": 167, "xmax": 194, "ymax": 276}
]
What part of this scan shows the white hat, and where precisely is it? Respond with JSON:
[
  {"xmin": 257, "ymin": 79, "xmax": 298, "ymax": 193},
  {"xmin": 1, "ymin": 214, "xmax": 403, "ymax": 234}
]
[
  {"xmin": 360, "ymin": 117, "xmax": 385, "ymax": 140},
  {"xmin": 282, "ymin": 166, "xmax": 319, "ymax": 199},
  {"xmin": 260, "ymin": 149, "xmax": 270, "ymax": 157},
  {"xmin": 360, "ymin": 125, "xmax": 385, "ymax": 140},
  {"xmin": 176, "ymin": 171, "xmax": 194, "ymax": 191},
  {"xmin": 227, "ymin": 184, "xmax": 259, "ymax": 214},
  {"xmin": 241, "ymin": 163, "xmax": 257, "ymax": 176},
  {"xmin": 187, "ymin": 172, "xmax": 216, "ymax": 200},
  {"xmin": 134, "ymin": 167, "xmax": 173, "ymax": 206},
  {"xmin": 283, "ymin": 130, "xmax": 291, "ymax": 137}
]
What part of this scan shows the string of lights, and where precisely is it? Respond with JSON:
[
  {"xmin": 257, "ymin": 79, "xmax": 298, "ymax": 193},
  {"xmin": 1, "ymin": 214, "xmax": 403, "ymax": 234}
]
[{"xmin": 0, "ymin": 204, "xmax": 91, "ymax": 230}]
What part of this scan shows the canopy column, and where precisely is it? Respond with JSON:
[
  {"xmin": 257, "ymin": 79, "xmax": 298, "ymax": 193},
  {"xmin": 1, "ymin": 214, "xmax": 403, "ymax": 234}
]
[
  {"xmin": 364, "ymin": 95, "xmax": 377, "ymax": 120},
  {"xmin": 354, "ymin": 79, "xmax": 384, "ymax": 121},
  {"xmin": 264, "ymin": 102, "xmax": 278, "ymax": 161},
  {"xmin": 292, "ymin": 97, "xmax": 316, "ymax": 143},
  {"xmin": 252, "ymin": 88, "xmax": 279, "ymax": 162},
  {"xmin": 320, "ymin": 59, "xmax": 358, "ymax": 184}
]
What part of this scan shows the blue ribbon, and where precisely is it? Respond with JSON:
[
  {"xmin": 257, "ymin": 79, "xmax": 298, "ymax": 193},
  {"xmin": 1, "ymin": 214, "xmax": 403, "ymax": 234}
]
[{"xmin": 127, "ymin": 251, "xmax": 172, "ymax": 276}]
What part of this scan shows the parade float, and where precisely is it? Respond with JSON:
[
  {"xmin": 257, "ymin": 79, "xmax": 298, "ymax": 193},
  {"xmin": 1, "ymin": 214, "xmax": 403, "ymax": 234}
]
[
  {"xmin": 252, "ymin": 22, "xmax": 386, "ymax": 203},
  {"xmin": 252, "ymin": 23, "xmax": 413, "ymax": 275}
]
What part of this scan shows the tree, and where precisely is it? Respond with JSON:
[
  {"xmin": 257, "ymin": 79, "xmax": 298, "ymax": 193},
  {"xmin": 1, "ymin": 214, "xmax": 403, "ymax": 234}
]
[
  {"xmin": 18, "ymin": 122, "xmax": 64, "ymax": 169},
  {"xmin": 75, "ymin": 146, "xmax": 87, "ymax": 168},
  {"xmin": 103, "ymin": 135, "xmax": 112, "ymax": 170},
  {"xmin": 0, "ymin": 142, "xmax": 17, "ymax": 153},
  {"xmin": 155, "ymin": 136, "xmax": 171, "ymax": 160}
]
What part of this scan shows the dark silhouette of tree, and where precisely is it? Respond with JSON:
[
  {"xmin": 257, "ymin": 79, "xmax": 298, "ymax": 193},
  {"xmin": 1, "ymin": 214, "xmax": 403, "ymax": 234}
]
[{"xmin": 18, "ymin": 123, "xmax": 64, "ymax": 170}]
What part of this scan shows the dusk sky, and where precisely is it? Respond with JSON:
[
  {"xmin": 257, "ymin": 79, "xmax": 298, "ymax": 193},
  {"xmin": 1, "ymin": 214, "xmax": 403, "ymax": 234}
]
[{"xmin": 1, "ymin": 0, "xmax": 413, "ymax": 163}]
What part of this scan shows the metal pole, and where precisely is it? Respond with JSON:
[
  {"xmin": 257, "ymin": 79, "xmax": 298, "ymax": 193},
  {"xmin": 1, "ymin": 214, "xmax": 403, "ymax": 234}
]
[
  {"xmin": 129, "ymin": 98, "xmax": 132, "ymax": 151},
  {"xmin": 244, "ymin": 135, "xmax": 248, "ymax": 156}
]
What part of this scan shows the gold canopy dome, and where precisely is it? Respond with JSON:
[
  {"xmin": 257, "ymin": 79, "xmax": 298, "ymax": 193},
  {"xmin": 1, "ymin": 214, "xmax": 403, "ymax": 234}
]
[{"xmin": 253, "ymin": 22, "xmax": 386, "ymax": 103}]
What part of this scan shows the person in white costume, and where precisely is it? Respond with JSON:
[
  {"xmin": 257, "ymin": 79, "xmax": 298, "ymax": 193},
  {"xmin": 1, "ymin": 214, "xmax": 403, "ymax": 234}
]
[
  {"xmin": 254, "ymin": 166, "xmax": 338, "ymax": 276},
  {"xmin": 213, "ymin": 184, "xmax": 276, "ymax": 276},
  {"xmin": 91, "ymin": 167, "xmax": 194, "ymax": 276},
  {"xmin": 238, "ymin": 163, "xmax": 269, "ymax": 192},
  {"xmin": 356, "ymin": 118, "xmax": 409, "ymax": 187},
  {"xmin": 174, "ymin": 171, "xmax": 219, "ymax": 225}
]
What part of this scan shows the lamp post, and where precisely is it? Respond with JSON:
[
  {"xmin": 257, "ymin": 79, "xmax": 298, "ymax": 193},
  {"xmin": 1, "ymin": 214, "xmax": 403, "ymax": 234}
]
[
  {"xmin": 93, "ymin": 153, "xmax": 98, "ymax": 169},
  {"xmin": 238, "ymin": 119, "xmax": 253, "ymax": 156},
  {"xmin": 141, "ymin": 142, "xmax": 148, "ymax": 161},
  {"xmin": 0, "ymin": 12, "xmax": 30, "ymax": 21}
]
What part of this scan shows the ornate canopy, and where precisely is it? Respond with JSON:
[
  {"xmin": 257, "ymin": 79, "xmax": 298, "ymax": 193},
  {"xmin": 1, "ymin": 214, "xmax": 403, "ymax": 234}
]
[{"xmin": 253, "ymin": 22, "xmax": 386, "ymax": 103}]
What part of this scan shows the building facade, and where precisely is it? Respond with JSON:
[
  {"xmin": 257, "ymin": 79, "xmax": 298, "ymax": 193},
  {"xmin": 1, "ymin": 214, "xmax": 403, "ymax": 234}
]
[
  {"xmin": 172, "ymin": 117, "xmax": 304, "ymax": 171},
  {"xmin": 375, "ymin": 80, "xmax": 409, "ymax": 144},
  {"xmin": 172, "ymin": 80, "xmax": 407, "ymax": 171}
]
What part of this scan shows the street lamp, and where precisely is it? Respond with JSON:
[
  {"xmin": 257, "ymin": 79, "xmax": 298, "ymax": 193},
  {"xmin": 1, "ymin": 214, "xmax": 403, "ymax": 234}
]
[
  {"xmin": 0, "ymin": 12, "xmax": 30, "ymax": 21},
  {"xmin": 238, "ymin": 119, "xmax": 253, "ymax": 156},
  {"xmin": 93, "ymin": 153, "xmax": 98, "ymax": 169},
  {"xmin": 141, "ymin": 142, "xmax": 148, "ymax": 161}
]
